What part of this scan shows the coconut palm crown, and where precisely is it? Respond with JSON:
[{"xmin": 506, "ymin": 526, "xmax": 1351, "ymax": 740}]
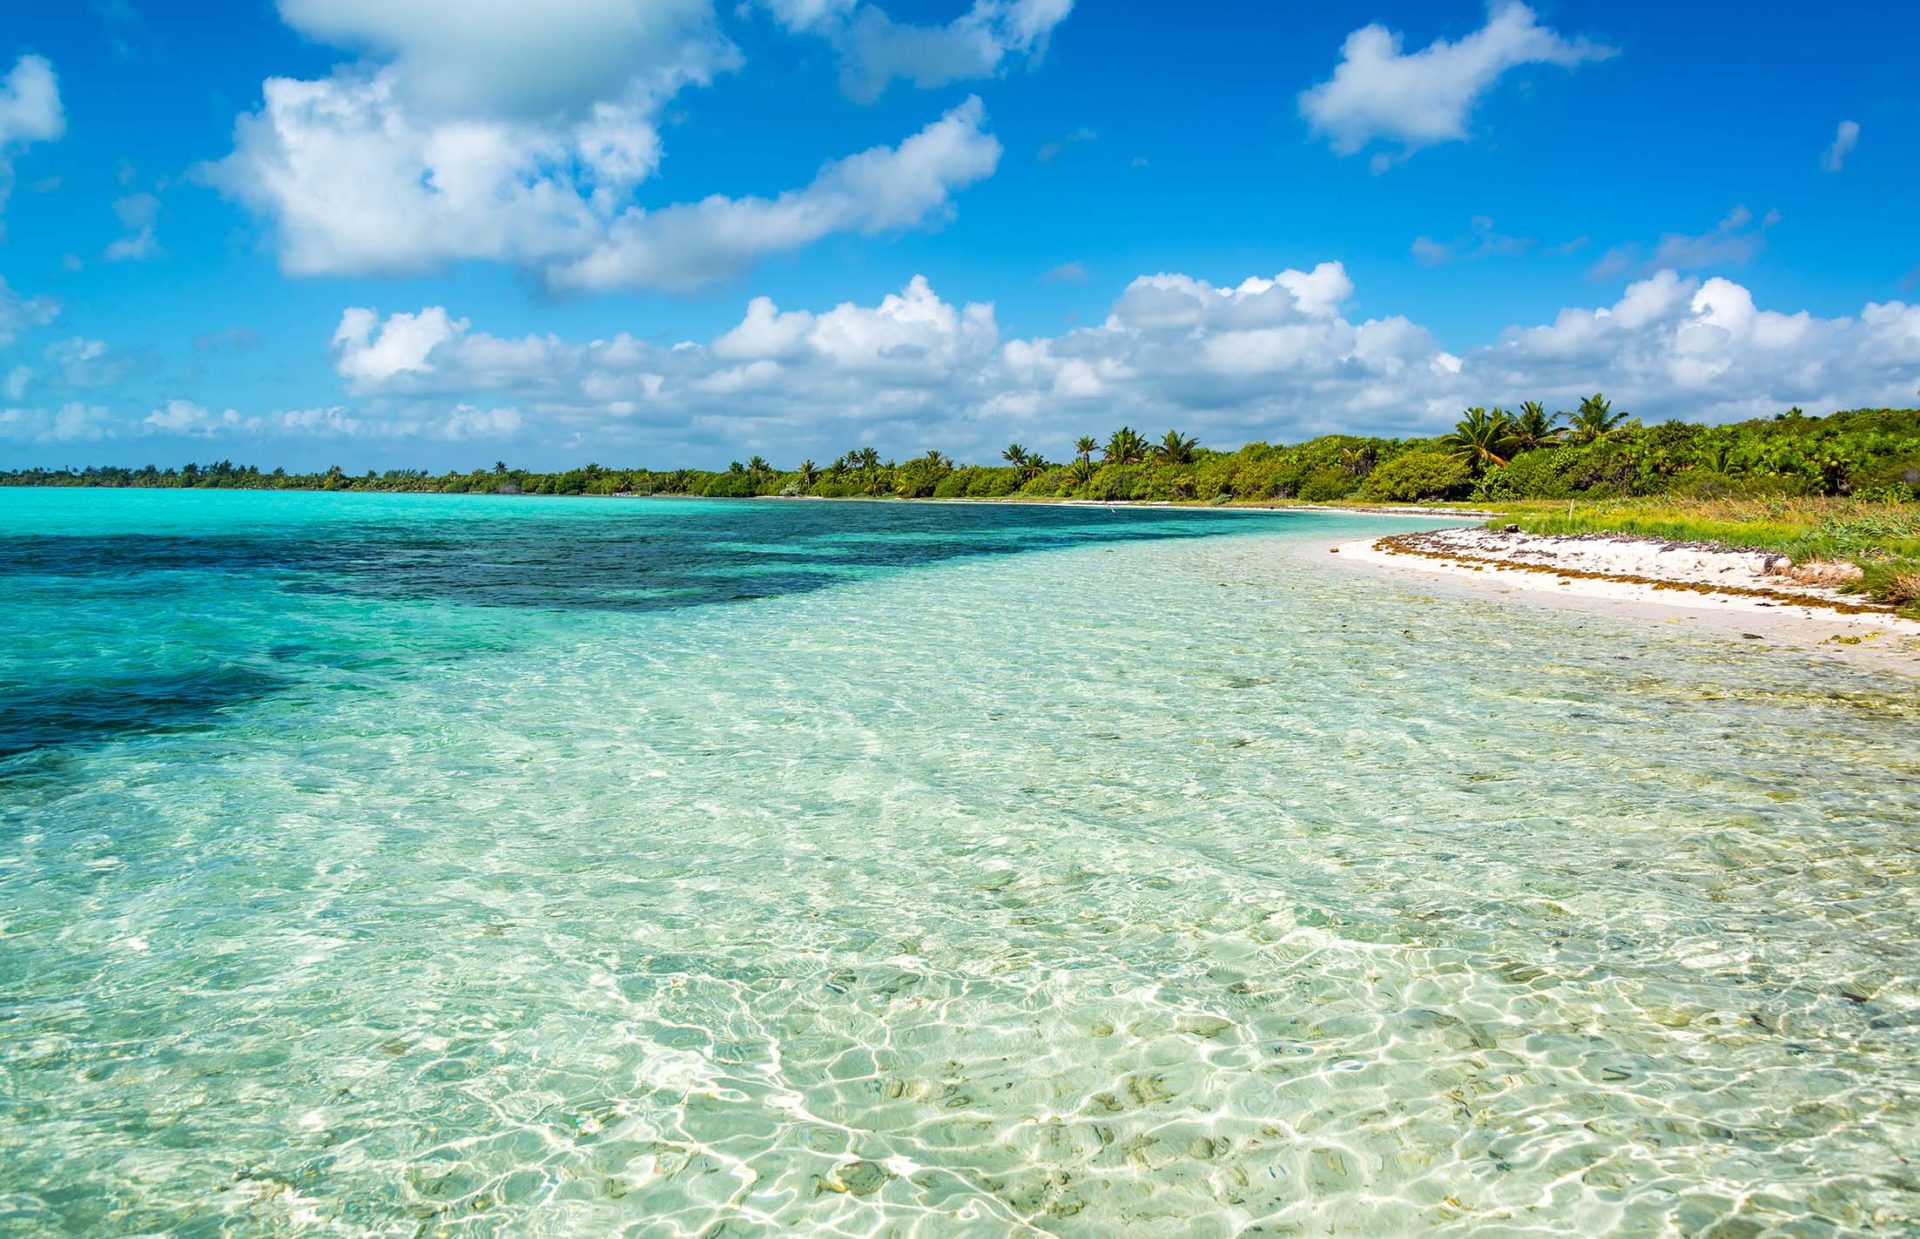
[
  {"xmin": 1155, "ymin": 429, "xmax": 1200, "ymax": 464},
  {"xmin": 1443, "ymin": 407, "xmax": 1514, "ymax": 469},
  {"xmin": 1560, "ymin": 393, "xmax": 1632, "ymax": 444},
  {"xmin": 1509, "ymin": 401, "xmax": 1558, "ymax": 452},
  {"xmin": 1104, "ymin": 426, "xmax": 1149, "ymax": 465}
]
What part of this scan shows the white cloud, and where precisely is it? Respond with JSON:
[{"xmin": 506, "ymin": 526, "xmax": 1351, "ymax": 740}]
[
  {"xmin": 0, "ymin": 277, "xmax": 59, "ymax": 346},
  {"xmin": 103, "ymin": 190, "xmax": 161, "ymax": 261},
  {"xmin": 333, "ymin": 305, "xmax": 469, "ymax": 385},
  {"xmin": 275, "ymin": 0, "xmax": 731, "ymax": 119},
  {"xmin": 316, "ymin": 265, "xmax": 1920, "ymax": 463},
  {"xmin": 268, "ymin": 402, "xmax": 522, "ymax": 440},
  {"xmin": 547, "ymin": 97, "xmax": 1000, "ymax": 292},
  {"xmin": 207, "ymin": 8, "xmax": 999, "ymax": 292},
  {"xmin": 1300, "ymin": 4, "xmax": 1611, "ymax": 165},
  {"xmin": 765, "ymin": 0, "xmax": 1073, "ymax": 102},
  {"xmin": 206, "ymin": 71, "xmax": 620, "ymax": 276},
  {"xmin": 20, "ymin": 267, "xmax": 1913, "ymax": 458},
  {"xmin": 129, "ymin": 400, "xmax": 524, "ymax": 442},
  {"xmin": 144, "ymin": 399, "xmax": 255, "ymax": 436},
  {"xmin": 1821, "ymin": 119, "xmax": 1859, "ymax": 173},
  {"xmin": 0, "ymin": 54, "xmax": 65, "ymax": 228},
  {"xmin": 45, "ymin": 336, "xmax": 139, "ymax": 388},
  {"xmin": 1589, "ymin": 205, "xmax": 1777, "ymax": 280},
  {"xmin": 0, "ymin": 402, "xmax": 112, "ymax": 443}
]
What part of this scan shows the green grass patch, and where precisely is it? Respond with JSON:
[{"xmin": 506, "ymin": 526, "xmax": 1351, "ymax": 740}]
[{"xmin": 1489, "ymin": 497, "xmax": 1920, "ymax": 616}]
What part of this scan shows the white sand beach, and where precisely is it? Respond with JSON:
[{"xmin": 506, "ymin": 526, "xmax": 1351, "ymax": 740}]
[{"xmin": 1332, "ymin": 526, "xmax": 1920, "ymax": 673}]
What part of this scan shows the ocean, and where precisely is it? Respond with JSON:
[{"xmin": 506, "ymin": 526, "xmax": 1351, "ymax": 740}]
[{"xmin": 2, "ymin": 488, "xmax": 1914, "ymax": 1235}]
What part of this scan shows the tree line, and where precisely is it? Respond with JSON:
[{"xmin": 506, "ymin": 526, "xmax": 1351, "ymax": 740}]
[{"xmin": 3, "ymin": 400, "xmax": 1916, "ymax": 505}]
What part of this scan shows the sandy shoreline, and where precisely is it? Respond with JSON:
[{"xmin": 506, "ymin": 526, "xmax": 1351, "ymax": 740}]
[{"xmin": 1328, "ymin": 526, "xmax": 1920, "ymax": 675}]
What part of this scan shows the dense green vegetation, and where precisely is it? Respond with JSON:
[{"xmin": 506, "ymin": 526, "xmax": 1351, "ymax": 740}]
[{"xmin": 7, "ymin": 399, "xmax": 1916, "ymax": 507}]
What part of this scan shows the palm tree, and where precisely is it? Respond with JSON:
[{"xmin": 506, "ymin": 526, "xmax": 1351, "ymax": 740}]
[
  {"xmin": 924, "ymin": 449, "xmax": 952, "ymax": 470},
  {"xmin": 1154, "ymin": 429, "xmax": 1199, "ymax": 464},
  {"xmin": 1002, "ymin": 442, "xmax": 1029, "ymax": 468},
  {"xmin": 1104, "ymin": 427, "xmax": 1149, "ymax": 465},
  {"xmin": 1509, "ymin": 401, "xmax": 1557, "ymax": 452},
  {"xmin": 856, "ymin": 447, "xmax": 881, "ymax": 471},
  {"xmin": 1560, "ymin": 393, "xmax": 1630, "ymax": 445},
  {"xmin": 1019, "ymin": 451, "xmax": 1048, "ymax": 480},
  {"xmin": 1073, "ymin": 435, "xmax": 1098, "ymax": 463},
  {"xmin": 1444, "ymin": 407, "xmax": 1513, "ymax": 470},
  {"xmin": 1069, "ymin": 456, "xmax": 1097, "ymax": 486},
  {"xmin": 798, "ymin": 459, "xmax": 818, "ymax": 485},
  {"xmin": 747, "ymin": 455, "xmax": 771, "ymax": 474}
]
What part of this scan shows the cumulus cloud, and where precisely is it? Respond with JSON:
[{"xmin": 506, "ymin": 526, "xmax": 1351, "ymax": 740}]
[
  {"xmin": 1300, "ymin": 4, "xmax": 1611, "ymax": 167},
  {"xmin": 144, "ymin": 399, "xmax": 253, "ymax": 435},
  {"xmin": 1821, "ymin": 120, "xmax": 1859, "ymax": 173},
  {"xmin": 0, "ymin": 402, "xmax": 113, "ymax": 443},
  {"xmin": 333, "ymin": 305, "xmax": 468, "ymax": 385},
  {"xmin": 276, "ymin": 0, "xmax": 729, "ymax": 119},
  {"xmin": 1471, "ymin": 271, "xmax": 1920, "ymax": 421},
  {"xmin": 1589, "ymin": 205, "xmax": 1777, "ymax": 281},
  {"xmin": 207, "ymin": 4, "xmax": 1000, "ymax": 292},
  {"xmin": 765, "ymin": 0, "xmax": 1073, "ymax": 102},
  {"xmin": 311, "ymin": 265, "xmax": 1920, "ymax": 463},
  {"xmin": 10, "ymin": 267, "xmax": 1918, "ymax": 456},
  {"xmin": 0, "ymin": 54, "xmax": 65, "ymax": 228}
]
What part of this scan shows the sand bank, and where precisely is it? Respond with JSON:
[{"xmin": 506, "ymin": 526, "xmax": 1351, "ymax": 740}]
[{"xmin": 1331, "ymin": 526, "xmax": 1920, "ymax": 674}]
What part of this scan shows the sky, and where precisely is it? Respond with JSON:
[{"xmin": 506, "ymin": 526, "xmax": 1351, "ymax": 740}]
[{"xmin": 0, "ymin": 0, "xmax": 1916, "ymax": 471}]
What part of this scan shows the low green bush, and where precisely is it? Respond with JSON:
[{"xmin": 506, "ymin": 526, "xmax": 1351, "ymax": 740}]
[{"xmin": 1358, "ymin": 451, "xmax": 1469, "ymax": 502}]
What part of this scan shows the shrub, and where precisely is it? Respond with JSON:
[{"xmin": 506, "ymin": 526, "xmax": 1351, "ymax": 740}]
[
  {"xmin": 1358, "ymin": 450, "xmax": 1469, "ymax": 502},
  {"xmin": 1020, "ymin": 466, "xmax": 1075, "ymax": 497},
  {"xmin": 931, "ymin": 471, "xmax": 970, "ymax": 498},
  {"xmin": 1088, "ymin": 464, "xmax": 1143, "ymax": 501},
  {"xmin": 1297, "ymin": 467, "xmax": 1358, "ymax": 502},
  {"xmin": 964, "ymin": 467, "xmax": 1022, "ymax": 498}
]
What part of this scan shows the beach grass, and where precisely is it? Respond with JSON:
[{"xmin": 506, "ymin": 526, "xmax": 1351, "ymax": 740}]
[{"xmin": 1485, "ymin": 496, "xmax": 1920, "ymax": 615}]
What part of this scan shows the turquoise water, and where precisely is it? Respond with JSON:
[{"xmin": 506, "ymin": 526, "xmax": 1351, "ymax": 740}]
[{"xmin": 1, "ymin": 489, "xmax": 1915, "ymax": 1236}]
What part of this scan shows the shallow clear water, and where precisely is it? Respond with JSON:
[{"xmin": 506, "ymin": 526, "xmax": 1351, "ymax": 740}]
[{"xmin": 1, "ymin": 489, "xmax": 1915, "ymax": 1237}]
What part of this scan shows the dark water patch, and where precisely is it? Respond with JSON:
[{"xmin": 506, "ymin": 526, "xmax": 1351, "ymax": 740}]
[
  {"xmin": 0, "ymin": 534, "xmax": 301, "ymax": 579},
  {"xmin": 0, "ymin": 501, "xmax": 1285, "ymax": 616},
  {"xmin": 0, "ymin": 666, "xmax": 284, "ymax": 762}
]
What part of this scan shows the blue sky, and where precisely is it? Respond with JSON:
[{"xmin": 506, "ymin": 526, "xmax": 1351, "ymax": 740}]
[{"xmin": 1, "ymin": 0, "xmax": 1916, "ymax": 470}]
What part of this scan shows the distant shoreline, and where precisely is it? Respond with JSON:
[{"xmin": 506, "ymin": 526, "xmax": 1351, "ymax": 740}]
[{"xmin": 0, "ymin": 482, "xmax": 1495, "ymax": 521}]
